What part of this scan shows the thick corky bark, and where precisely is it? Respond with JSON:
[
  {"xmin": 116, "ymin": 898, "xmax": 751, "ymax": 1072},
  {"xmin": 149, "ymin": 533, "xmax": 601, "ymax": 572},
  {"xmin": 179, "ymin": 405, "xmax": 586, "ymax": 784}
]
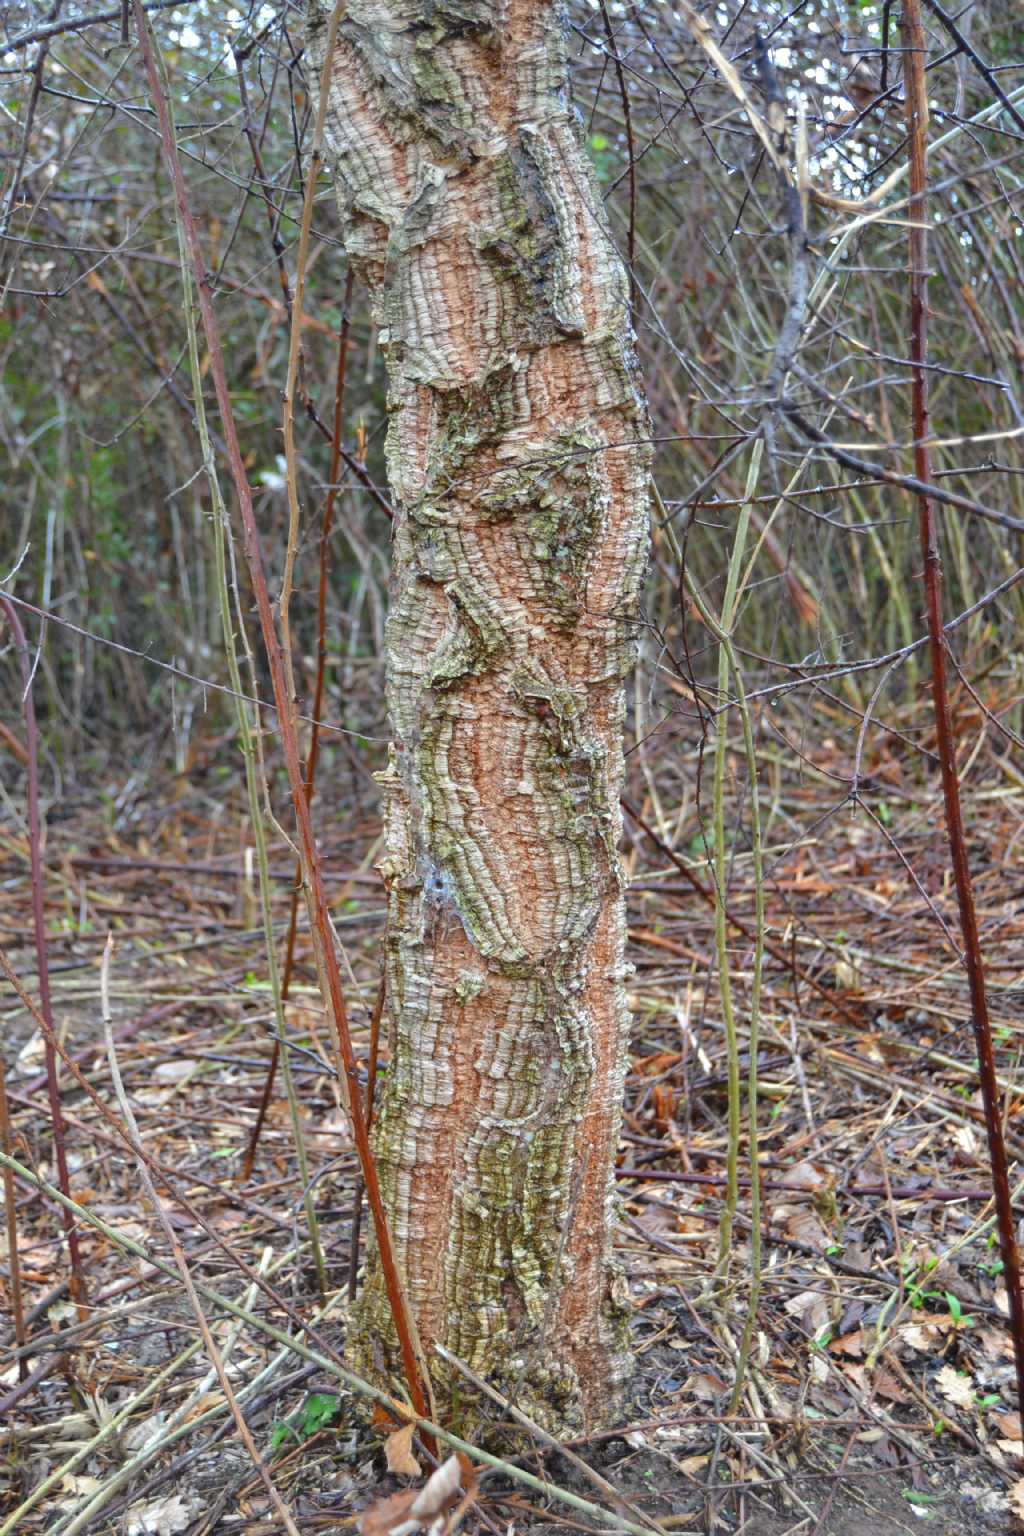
[{"xmin": 310, "ymin": 0, "xmax": 650, "ymax": 1428}]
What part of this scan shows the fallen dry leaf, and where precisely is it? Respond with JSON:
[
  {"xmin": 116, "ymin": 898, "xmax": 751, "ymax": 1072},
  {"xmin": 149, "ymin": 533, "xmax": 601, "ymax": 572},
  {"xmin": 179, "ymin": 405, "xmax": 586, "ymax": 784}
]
[
  {"xmin": 14, "ymin": 1033, "xmax": 45, "ymax": 1074},
  {"xmin": 901, "ymin": 1315, "xmax": 952, "ymax": 1352},
  {"xmin": 785, "ymin": 1209, "xmax": 831, "ymax": 1251},
  {"xmin": 828, "ymin": 1329, "xmax": 865, "ymax": 1357},
  {"xmin": 682, "ymin": 1370, "xmax": 728, "ymax": 1401},
  {"xmin": 360, "ymin": 1454, "xmax": 461, "ymax": 1536},
  {"xmin": 385, "ymin": 1422, "xmax": 422, "ymax": 1478},
  {"xmin": 182, "ymin": 1391, "xmax": 225, "ymax": 1424},
  {"xmin": 785, "ymin": 1160, "xmax": 825, "ymax": 1191},
  {"xmin": 360, "ymin": 1490, "xmax": 419, "ymax": 1536},
  {"xmin": 978, "ymin": 1325, "xmax": 1015, "ymax": 1359},
  {"xmin": 57, "ymin": 1475, "xmax": 102, "ymax": 1509},
  {"xmin": 677, "ymin": 1452, "xmax": 710, "ymax": 1476},
  {"xmin": 783, "ymin": 1287, "xmax": 831, "ymax": 1335},
  {"xmin": 125, "ymin": 1493, "xmax": 202, "ymax": 1536},
  {"xmin": 935, "ymin": 1363, "xmax": 975, "ymax": 1409},
  {"xmin": 843, "ymin": 1362, "xmax": 908, "ymax": 1403},
  {"xmin": 152, "ymin": 1059, "xmax": 200, "ymax": 1082},
  {"xmin": 953, "ymin": 1123, "xmax": 978, "ymax": 1157},
  {"xmin": 123, "ymin": 1412, "xmax": 167, "ymax": 1452}
]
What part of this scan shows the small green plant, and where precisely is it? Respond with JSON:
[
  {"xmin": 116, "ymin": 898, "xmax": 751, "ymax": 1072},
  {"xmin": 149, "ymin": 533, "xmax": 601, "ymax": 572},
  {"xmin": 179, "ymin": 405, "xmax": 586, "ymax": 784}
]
[
  {"xmin": 944, "ymin": 1291, "xmax": 974, "ymax": 1330},
  {"xmin": 270, "ymin": 1393, "xmax": 341, "ymax": 1452},
  {"xmin": 902, "ymin": 1489, "xmax": 937, "ymax": 1514},
  {"xmin": 902, "ymin": 1253, "xmax": 941, "ymax": 1310}
]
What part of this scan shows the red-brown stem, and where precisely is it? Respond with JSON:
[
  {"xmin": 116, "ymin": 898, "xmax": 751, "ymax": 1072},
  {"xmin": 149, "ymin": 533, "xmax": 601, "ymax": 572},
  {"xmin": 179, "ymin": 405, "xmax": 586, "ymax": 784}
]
[
  {"xmin": 0, "ymin": 1060, "xmax": 28, "ymax": 1379},
  {"xmin": 901, "ymin": 0, "xmax": 1024, "ymax": 1433},
  {"xmin": 0, "ymin": 597, "xmax": 87, "ymax": 1313},
  {"xmin": 131, "ymin": 0, "xmax": 430, "ymax": 1428},
  {"xmin": 242, "ymin": 268, "xmax": 356, "ymax": 1182}
]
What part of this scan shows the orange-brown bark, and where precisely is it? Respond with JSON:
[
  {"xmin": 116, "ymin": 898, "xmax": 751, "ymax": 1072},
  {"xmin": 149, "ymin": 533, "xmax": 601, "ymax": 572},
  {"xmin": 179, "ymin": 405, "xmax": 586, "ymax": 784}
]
[{"xmin": 311, "ymin": 0, "xmax": 650, "ymax": 1429}]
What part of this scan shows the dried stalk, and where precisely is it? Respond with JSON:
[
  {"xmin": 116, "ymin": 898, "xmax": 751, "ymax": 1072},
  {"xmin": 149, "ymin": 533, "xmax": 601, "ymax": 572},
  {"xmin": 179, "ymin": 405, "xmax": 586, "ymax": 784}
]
[
  {"xmin": 0, "ymin": 596, "xmax": 86, "ymax": 1311},
  {"xmin": 697, "ymin": 440, "xmax": 763, "ymax": 1290},
  {"xmin": 901, "ymin": 0, "xmax": 1024, "ymax": 1436},
  {"xmin": 99, "ymin": 937, "xmax": 302, "ymax": 1536},
  {"xmin": 347, "ymin": 969, "xmax": 386, "ymax": 1299},
  {"xmin": 680, "ymin": 566, "xmax": 765, "ymax": 1408},
  {"xmin": 49, "ymin": 1256, "xmax": 326, "ymax": 1536},
  {"xmin": 243, "ymin": 268, "xmax": 356, "ymax": 1182},
  {"xmin": 160, "ymin": 82, "xmax": 327, "ymax": 1292},
  {"xmin": 6, "ymin": 1337, "xmax": 206, "ymax": 1534},
  {"xmin": 435, "ymin": 1344, "xmax": 663, "ymax": 1536},
  {"xmin": 278, "ymin": 0, "xmax": 344, "ymax": 712},
  {"xmin": 129, "ymin": 0, "xmax": 431, "ymax": 1425},
  {"xmin": 0, "ymin": 1147, "xmax": 659, "ymax": 1536},
  {"xmin": 0, "ymin": 1061, "xmax": 27, "ymax": 1379}
]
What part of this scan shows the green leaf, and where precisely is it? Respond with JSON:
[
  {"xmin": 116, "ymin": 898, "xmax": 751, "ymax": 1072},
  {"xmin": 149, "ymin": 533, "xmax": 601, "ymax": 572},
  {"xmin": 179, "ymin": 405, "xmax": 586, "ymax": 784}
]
[
  {"xmin": 270, "ymin": 1394, "xmax": 340, "ymax": 1455},
  {"xmin": 270, "ymin": 1420, "xmax": 298, "ymax": 1451},
  {"xmin": 298, "ymin": 1393, "xmax": 341, "ymax": 1437}
]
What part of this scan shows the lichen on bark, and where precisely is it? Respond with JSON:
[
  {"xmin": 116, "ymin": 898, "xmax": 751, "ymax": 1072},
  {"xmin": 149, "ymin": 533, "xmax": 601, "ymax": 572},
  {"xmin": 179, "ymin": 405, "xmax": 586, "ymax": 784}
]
[{"xmin": 309, "ymin": 0, "xmax": 651, "ymax": 1432}]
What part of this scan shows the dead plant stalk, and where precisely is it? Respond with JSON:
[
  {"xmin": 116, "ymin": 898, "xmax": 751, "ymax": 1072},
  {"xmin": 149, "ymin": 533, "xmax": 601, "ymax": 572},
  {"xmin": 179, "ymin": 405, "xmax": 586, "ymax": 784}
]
[
  {"xmin": 172, "ymin": 175, "xmax": 327, "ymax": 1291},
  {"xmin": 129, "ymin": 0, "xmax": 431, "ymax": 1427},
  {"xmin": 0, "ymin": 595, "xmax": 87, "ymax": 1312},
  {"xmin": 900, "ymin": 0, "xmax": 1024, "ymax": 1435},
  {"xmin": 98, "ymin": 937, "xmax": 302, "ymax": 1535},
  {"xmin": 243, "ymin": 267, "xmax": 356, "ymax": 1181},
  {"xmin": 0, "ymin": 1060, "xmax": 27, "ymax": 1378}
]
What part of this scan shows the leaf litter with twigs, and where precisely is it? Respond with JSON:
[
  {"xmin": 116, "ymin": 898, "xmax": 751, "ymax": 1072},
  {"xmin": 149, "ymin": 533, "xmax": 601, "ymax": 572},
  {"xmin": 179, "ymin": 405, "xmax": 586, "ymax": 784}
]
[{"xmin": 2, "ymin": 695, "xmax": 1023, "ymax": 1532}]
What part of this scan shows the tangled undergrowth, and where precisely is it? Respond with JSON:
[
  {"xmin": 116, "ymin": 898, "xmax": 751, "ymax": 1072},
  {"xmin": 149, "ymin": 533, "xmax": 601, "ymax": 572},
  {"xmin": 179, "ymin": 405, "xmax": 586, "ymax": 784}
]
[{"xmin": 3, "ymin": 695, "xmax": 1024, "ymax": 1535}]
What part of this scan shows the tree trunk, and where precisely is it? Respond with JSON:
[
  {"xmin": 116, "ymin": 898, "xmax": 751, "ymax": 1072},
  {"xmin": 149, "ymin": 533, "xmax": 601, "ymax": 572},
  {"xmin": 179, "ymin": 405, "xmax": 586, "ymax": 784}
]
[{"xmin": 310, "ymin": 0, "xmax": 650, "ymax": 1431}]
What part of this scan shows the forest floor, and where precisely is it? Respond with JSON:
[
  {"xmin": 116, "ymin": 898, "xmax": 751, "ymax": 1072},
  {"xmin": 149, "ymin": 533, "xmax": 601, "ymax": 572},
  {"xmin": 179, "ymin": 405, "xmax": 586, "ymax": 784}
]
[{"xmin": 3, "ymin": 716, "xmax": 1024, "ymax": 1535}]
